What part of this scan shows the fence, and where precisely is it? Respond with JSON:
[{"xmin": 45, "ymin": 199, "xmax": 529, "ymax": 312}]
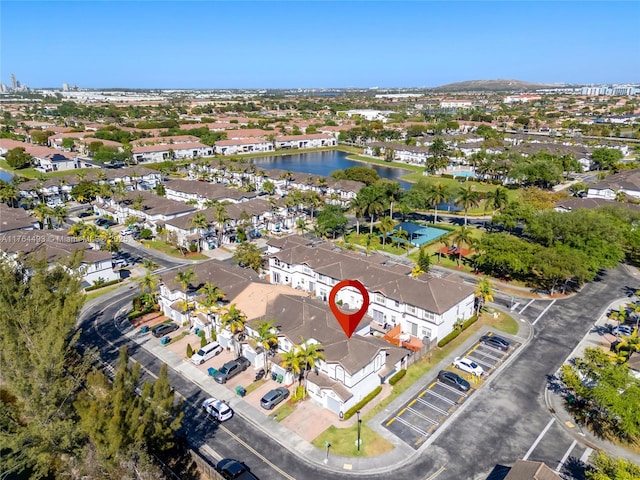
[
  {"xmin": 189, "ymin": 449, "xmax": 224, "ymax": 480},
  {"xmin": 405, "ymin": 337, "xmax": 438, "ymax": 367}
]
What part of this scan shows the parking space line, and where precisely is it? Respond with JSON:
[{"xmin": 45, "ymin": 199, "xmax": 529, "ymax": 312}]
[
  {"xmin": 474, "ymin": 347, "xmax": 504, "ymax": 361},
  {"xmin": 416, "ymin": 398, "xmax": 449, "ymax": 416},
  {"xmin": 532, "ymin": 299, "xmax": 556, "ymax": 326},
  {"xmin": 386, "ymin": 417, "xmax": 396, "ymax": 427},
  {"xmin": 519, "ymin": 299, "xmax": 535, "ymax": 314},
  {"xmin": 394, "ymin": 415, "xmax": 430, "ymax": 436},
  {"xmin": 406, "ymin": 407, "xmax": 439, "ymax": 426},
  {"xmin": 555, "ymin": 440, "xmax": 577, "ymax": 472},
  {"xmin": 435, "ymin": 382, "xmax": 468, "ymax": 397},
  {"xmin": 423, "ymin": 389, "xmax": 456, "ymax": 405},
  {"xmin": 466, "ymin": 355, "xmax": 494, "ymax": 369},
  {"xmin": 523, "ymin": 418, "xmax": 555, "ymax": 460},
  {"xmin": 428, "ymin": 382, "xmax": 436, "ymax": 389}
]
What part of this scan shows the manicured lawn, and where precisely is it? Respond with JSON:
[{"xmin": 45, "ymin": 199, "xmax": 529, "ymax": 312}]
[
  {"xmin": 0, "ymin": 160, "xmax": 95, "ymax": 180},
  {"xmin": 343, "ymin": 232, "xmax": 412, "ymax": 256},
  {"xmin": 141, "ymin": 240, "xmax": 209, "ymax": 260},
  {"xmin": 346, "ymin": 154, "xmax": 424, "ymax": 173},
  {"xmin": 84, "ymin": 283, "xmax": 125, "ymax": 302},
  {"xmin": 311, "ymin": 423, "xmax": 394, "ymax": 457},
  {"xmin": 270, "ymin": 401, "xmax": 296, "ymax": 423},
  {"xmin": 244, "ymin": 379, "xmax": 267, "ymax": 396}
]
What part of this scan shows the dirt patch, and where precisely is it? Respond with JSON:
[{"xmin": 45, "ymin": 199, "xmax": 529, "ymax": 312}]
[{"xmin": 130, "ymin": 312, "xmax": 169, "ymax": 329}]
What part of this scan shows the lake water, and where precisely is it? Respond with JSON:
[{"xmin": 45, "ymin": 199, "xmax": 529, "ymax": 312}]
[
  {"xmin": 0, "ymin": 170, "xmax": 13, "ymax": 183},
  {"xmin": 248, "ymin": 150, "xmax": 413, "ymax": 189}
]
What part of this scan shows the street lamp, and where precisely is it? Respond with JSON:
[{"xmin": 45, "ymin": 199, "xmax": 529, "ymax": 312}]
[
  {"xmin": 356, "ymin": 410, "xmax": 362, "ymax": 452},
  {"xmin": 324, "ymin": 441, "xmax": 331, "ymax": 464}
]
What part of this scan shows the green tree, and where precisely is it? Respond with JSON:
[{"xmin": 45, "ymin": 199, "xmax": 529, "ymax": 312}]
[
  {"xmin": 190, "ymin": 212, "xmax": 209, "ymax": 253},
  {"xmin": 591, "ymin": 147, "xmax": 623, "ymax": 170},
  {"xmin": 220, "ymin": 304, "xmax": 247, "ymax": 358},
  {"xmin": 426, "ymin": 181, "xmax": 450, "ymax": 224},
  {"xmin": 455, "ymin": 184, "xmax": 481, "ymax": 226},
  {"xmin": 349, "ymin": 193, "xmax": 368, "ymax": 236},
  {"xmin": 99, "ymin": 229, "xmax": 121, "ymax": 253},
  {"xmin": 0, "ymin": 180, "xmax": 20, "ymax": 207},
  {"xmin": 233, "ymin": 241, "xmax": 264, "ymax": 272},
  {"xmin": 475, "ymin": 277, "xmax": 494, "ymax": 313},
  {"xmin": 417, "ymin": 246, "xmax": 431, "ymax": 273},
  {"xmin": 5, "ymin": 147, "xmax": 32, "ymax": 169},
  {"xmin": 254, "ymin": 320, "xmax": 278, "ymax": 373},
  {"xmin": 71, "ymin": 180, "xmax": 101, "ymax": 203},
  {"xmin": 425, "ymin": 136, "xmax": 449, "ymax": 174},
  {"xmin": 33, "ymin": 202, "xmax": 53, "ymax": 229},
  {"xmin": 52, "ymin": 204, "xmax": 68, "ymax": 228},
  {"xmin": 262, "ymin": 179, "xmax": 276, "ymax": 195},
  {"xmin": 281, "ymin": 347, "xmax": 304, "ymax": 386},
  {"xmin": 378, "ymin": 216, "xmax": 395, "ymax": 246},
  {"xmin": 298, "ymin": 340, "xmax": 325, "ymax": 389},
  {"xmin": 358, "ymin": 186, "xmax": 386, "ymax": 234},
  {"xmin": 316, "ymin": 204, "xmax": 348, "ymax": 239},
  {"xmin": 198, "ymin": 281, "xmax": 226, "ymax": 330},
  {"xmin": 0, "ymin": 256, "xmax": 88, "ymax": 478},
  {"xmin": 30, "ymin": 130, "xmax": 54, "ymax": 145},
  {"xmin": 484, "ymin": 186, "xmax": 509, "ymax": 215},
  {"xmin": 138, "ymin": 269, "xmax": 160, "ymax": 305},
  {"xmin": 586, "ymin": 451, "xmax": 640, "ymax": 480},
  {"xmin": 61, "ymin": 137, "xmax": 75, "ymax": 150}
]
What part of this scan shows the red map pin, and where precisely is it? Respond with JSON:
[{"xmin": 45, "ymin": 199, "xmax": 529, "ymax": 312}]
[{"xmin": 329, "ymin": 280, "xmax": 370, "ymax": 339}]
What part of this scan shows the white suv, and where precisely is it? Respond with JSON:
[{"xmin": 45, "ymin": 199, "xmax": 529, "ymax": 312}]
[{"xmin": 202, "ymin": 397, "xmax": 233, "ymax": 422}]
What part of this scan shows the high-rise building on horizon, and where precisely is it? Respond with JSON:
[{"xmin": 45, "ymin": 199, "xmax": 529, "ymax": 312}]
[{"xmin": 10, "ymin": 73, "xmax": 17, "ymax": 90}]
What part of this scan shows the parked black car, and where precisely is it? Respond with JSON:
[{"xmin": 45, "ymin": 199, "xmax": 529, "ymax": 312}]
[
  {"xmin": 260, "ymin": 387, "xmax": 290, "ymax": 410},
  {"xmin": 151, "ymin": 323, "xmax": 179, "ymax": 338},
  {"xmin": 213, "ymin": 357, "xmax": 251, "ymax": 384},
  {"xmin": 216, "ymin": 458, "xmax": 258, "ymax": 480},
  {"xmin": 437, "ymin": 370, "xmax": 471, "ymax": 392},
  {"xmin": 479, "ymin": 333, "xmax": 510, "ymax": 351}
]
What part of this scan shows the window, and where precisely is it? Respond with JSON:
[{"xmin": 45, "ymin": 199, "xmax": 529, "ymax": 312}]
[
  {"xmin": 273, "ymin": 258, "xmax": 281, "ymax": 267},
  {"xmin": 375, "ymin": 294, "xmax": 385, "ymax": 304},
  {"xmin": 408, "ymin": 322, "xmax": 418, "ymax": 336},
  {"xmin": 406, "ymin": 305, "xmax": 416, "ymax": 315},
  {"xmin": 395, "ymin": 300, "xmax": 400, "ymax": 307}
]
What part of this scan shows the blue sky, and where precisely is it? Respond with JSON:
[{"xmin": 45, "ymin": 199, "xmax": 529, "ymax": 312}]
[{"xmin": 1, "ymin": 1, "xmax": 638, "ymax": 89}]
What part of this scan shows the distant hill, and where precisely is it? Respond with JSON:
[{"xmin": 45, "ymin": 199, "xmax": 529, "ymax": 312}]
[{"xmin": 432, "ymin": 79, "xmax": 562, "ymax": 93}]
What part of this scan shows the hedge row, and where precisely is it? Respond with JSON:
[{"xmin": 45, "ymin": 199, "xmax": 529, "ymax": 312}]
[
  {"xmin": 85, "ymin": 278, "xmax": 122, "ymax": 292},
  {"xmin": 127, "ymin": 307, "xmax": 160, "ymax": 321},
  {"xmin": 437, "ymin": 315, "xmax": 479, "ymax": 348},
  {"xmin": 389, "ymin": 369, "xmax": 406, "ymax": 386},
  {"xmin": 343, "ymin": 386, "xmax": 382, "ymax": 420}
]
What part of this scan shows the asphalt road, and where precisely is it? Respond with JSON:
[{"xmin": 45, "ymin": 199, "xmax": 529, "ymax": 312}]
[{"xmin": 78, "ymin": 264, "xmax": 638, "ymax": 480}]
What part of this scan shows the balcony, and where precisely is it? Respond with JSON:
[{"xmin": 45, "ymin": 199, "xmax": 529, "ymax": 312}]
[{"xmin": 382, "ymin": 324, "xmax": 424, "ymax": 352}]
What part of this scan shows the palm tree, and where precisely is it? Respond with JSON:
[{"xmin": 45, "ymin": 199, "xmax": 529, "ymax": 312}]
[
  {"xmin": 141, "ymin": 258, "xmax": 158, "ymax": 271},
  {"xmin": 438, "ymin": 235, "xmax": 451, "ymax": 263},
  {"xmin": 198, "ymin": 281, "xmax": 226, "ymax": 332},
  {"xmin": 349, "ymin": 194, "xmax": 368, "ymax": 236},
  {"xmin": 52, "ymin": 205, "xmax": 68, "ymax": 229},
  {"xmin": 175, "ymin": 267, "xmax": 196, "ymax": 294},
  {"xmin": 82, "ymin": 223, "xmax": 100, "ymax": 245},
  {"xmin": 484, "ymin": 187, "xmax": 509, "ymax": 215},
  {"xmin": 360, "ymin": 187, "xmax": 385, "ymax": 234},
  {"xmin": 138, "ymin": 269, "xmax": 160, "ymax": 305},
  {"xmin": 69, "ymin": 221, "xmax": 86, "ymax": 238},
  {"xmin": 190, "ymin": 212, "xmax": 209, "ymax": 252},
  {"xmin": 455, "ymin": 185, "xmax": 481, "ymax": 226},
  {"xmin": 394, "ymin": 227, "xmax": 409, "ymax": 250},
  {"xmin": 281, "ymin": 347, "xmax": 304, "ymax": 386},
  {"xmin": 214, "ymin": 202, "xmax": 229, "ymax": 245},
  {"xmin": 254, "ymin": 320, "xmax": 278, "ymax": 373},
  {"xmin": 452, "ymin": 226, "xmax": 473, "ymax": 267},
  {"xmin": 220, "ymin": 304, "xmax": 247, "ymax": 358},
  {"xmin": 475, "ymin": 277, "xmax": 494, "ymax": 313},
  {"xmin": 298, "ymin": 340, "xmax": 325, "ymax": 391},
  {"xmin": 99, "ymin": 229, "xmax": 121, "ymax": 253},
  {"xmin": 33, "ymin": 203, "xmax": 53, "ymax": 229},
  {"xmin": 0, "ymin": 182, "xmax": 19, "ymax": 207},
  {"xmin": 426, "ymin": 182, "xmax": 449, "ymax": 224},
  {"xmin": 426, "ymin": 137, "xmax": 450, "ymax": 174},
  {"xmin": 378, "ymin": 216, "xmax": 395, "ymax": 246}
]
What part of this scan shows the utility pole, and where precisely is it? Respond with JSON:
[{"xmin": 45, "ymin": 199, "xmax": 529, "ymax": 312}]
[{"xmin": 356, "ymin": 410, "xmax": 362, "ymax": 452}]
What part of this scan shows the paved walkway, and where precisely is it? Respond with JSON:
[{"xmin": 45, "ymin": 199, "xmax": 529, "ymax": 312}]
[{"xmin": 545, "ymin": 296, "xmax": 640, "ymax": 465}]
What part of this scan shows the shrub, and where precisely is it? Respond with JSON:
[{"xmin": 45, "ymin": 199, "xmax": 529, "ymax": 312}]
[
  {"xmin": 389, "ymin": 369, "xmax": 406, "ymax": 386},
  {"xmin": 343, "ymin": 386, "xmax": 382, "ymax": 420},
  {"xmin": 199, "ymin": 330, "xmax": 207, "ymax": 347},
  {"xmin": 85, "ymin": 278, "xmax": 122, "ymax": 292},
  {"xmin": 139, "ymin": 228, "xmax": 153, "ymax": 240},
  {"xmin": 438, "ymin": 329, "xmax": 461, "ymax": 348},
  {"xmin": 186, "ymin": 343, "xmax": 194, "ymax": 358},
  {"xmin": 463, "ymin": 315, "xmax": 478, "ymax": 329},
  {"xmin": 189, "ymin": 244, "xmax": 198, "ymax": 253},
  {"xmin": 291, "ymin": 385, "xmax": 305, "ymax": 403}
]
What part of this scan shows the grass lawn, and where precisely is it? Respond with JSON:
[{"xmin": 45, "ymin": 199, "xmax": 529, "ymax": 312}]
[
  {"xmin": 346, "ymin": 154, "xmax": 424, "ymax": 173},
  {"xmin": 0, "ymin": 160, "xmax": 96, "ymax": 180},
  {"xmin": 311, "ymin": 423, "xmax": 394, "ymax": 458},
  {"xmin": 244, "ymin": 379, "xmax": 267, "ymax": 396},
  {"xmin": 84, "ymin": 283, "xmax": 125, "ymax": 302},
  {"xmin": 269, "ymin": 401, "xmax": 296, "ymax": 423},
  {"xmin": 141, "ymin": 240, "xmax": 209, "ymax": 260}
]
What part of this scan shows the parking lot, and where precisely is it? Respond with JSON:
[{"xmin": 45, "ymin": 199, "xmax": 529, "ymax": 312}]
[{"xmin": 384, "ymin": 333, "xmax": 520, "ymax": 449}]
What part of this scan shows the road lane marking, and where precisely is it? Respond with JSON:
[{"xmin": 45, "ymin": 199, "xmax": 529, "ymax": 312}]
[
  {"xmin": 523, "ymin": 418, "xmax": 555, "ymax": 460},
  {"xmin": 580, "ymin": 447, "xmax": 593, "ymax": 463},
  {"xmin": 519, "ymin": 299, "xmax": 535, "ymax": 314},
  {"xmin": 555, "ymin": 440, "xmax": 577, "ymax": 472},
  {"xmin": 532, "ymin": 299, "xmax": 557, "ymax": 326},
  {"xmin": 424, "ymin": 466, "xmax": 446, "ymax": 480}
]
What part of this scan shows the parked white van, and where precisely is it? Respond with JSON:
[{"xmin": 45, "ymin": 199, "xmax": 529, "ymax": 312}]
[{"xmin": 191, "ymin": 342, "xmax": 223, "ymax": 365}]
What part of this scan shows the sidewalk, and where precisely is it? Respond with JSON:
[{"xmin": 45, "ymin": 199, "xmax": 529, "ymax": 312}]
[
  {"xmin": 545, "ymin": 296, "xmax": 640, "ymax": 465},
  {"xmin": 121, "ymin": 305, "xmax": 534, "ymax": 474}
]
